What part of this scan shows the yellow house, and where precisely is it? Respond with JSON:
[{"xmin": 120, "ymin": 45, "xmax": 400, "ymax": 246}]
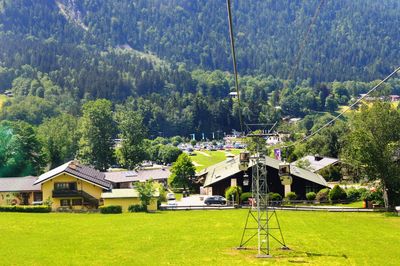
[
  {"xmin": 34, "ymin": 161, "xmax": 112, "ymax": 211},
  {"xmin": 31, "ymin": 161, "xmax": 161, "ymax": 212}
]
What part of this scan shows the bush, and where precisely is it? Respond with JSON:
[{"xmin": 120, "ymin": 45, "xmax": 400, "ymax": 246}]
[
  {"xmin": 361, "ymin": 189, "xmax": 384, "ymax": 205},
  {"xmin": 225, "ymin": 186, "xmax": 242, "ymax": 203},
  {"xmin": 316, "ymin": 188, "xmax": 330, "ymax": 202},
  {"xmin": 306, "ymin": 192, "xmax": 316, "ymax": 201},
  {"xmin": 268, "ymin": 192, "xmax": 282, "ymax": 201},
  {"xmin": 329, "ymin": 185, "xmax": 347, "ymax": 202},
  {"xmin": 346, "ymin": 188, "xmax": 362, "ymax": 202},
  {"xmin": 128, "ymin": 204, "xmax": 146, "ymax": 213},
  {"xmin": 286, "ymin": 192, "xmax": 297, "ymax": 201},
  {"xmin": 240, "ymin": 192, "xmax": 252, "ymax": 203},
  {"xmin": 99, "ymin": 205, "xmax": 122, "ymax": 214},
  {"xmin": 0, "ymin": 205, "xmax": 51, "ymax": 213}
]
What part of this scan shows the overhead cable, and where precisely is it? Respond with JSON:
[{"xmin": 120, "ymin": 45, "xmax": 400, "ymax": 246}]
[
  {"xmin": 283, "ymin": 66, "xmax": 400, "ymax": 149},
  {"xmin": 226, "ymin": 0, "xmax": 244, "ymax": 133}
]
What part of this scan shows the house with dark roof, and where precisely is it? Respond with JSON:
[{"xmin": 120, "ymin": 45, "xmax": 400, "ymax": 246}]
[
  {"xmin": 293, "ymin": 155, "xmax": 339, "ymax": 173},
  {"xmin": 0, "ymin": 176, "xmax": 42, "ymax": 205},
  {"xmin": 0, "ymin": 161, "xmax": 166, "ymax": 211},
  {"xmin": 197, "ymin": 155, "xmax": 328, "ymax": 199},
  {"xmin": 104, "ymin": 168, "xmax": 171, "ymax": 188},
  {"xmin": 34, "ymin": 161, "xmax": 113, "ymax": 211}
]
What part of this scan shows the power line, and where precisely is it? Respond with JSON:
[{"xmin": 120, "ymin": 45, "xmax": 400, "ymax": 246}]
[
  {"xmin": 283, "ymin": 66, "xmax": 400, "ymax": 149},
  {"xmin": 226, "ymin": 0, "xmax": 244, "ymax": 133}
]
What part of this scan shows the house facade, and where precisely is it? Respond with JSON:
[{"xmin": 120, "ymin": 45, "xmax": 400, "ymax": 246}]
[
  {"xmin": 34, "ymin": 161, "xmax": 113, "ymax": 210},
  {"xmin": 197, "ymin": 155, "xmax": 328, "ymax": 199},
  {"xmin": 0, "ymin": 161, "xmax": 167, "ymax": 212},
  {"xmin": 0, "ymin": 176, "xmax": 42, "ymax": 205}
]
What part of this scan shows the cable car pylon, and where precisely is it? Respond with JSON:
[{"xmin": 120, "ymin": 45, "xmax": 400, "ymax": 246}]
[{"xmin": 237, "ymin": 133, "xmax": 289, "ymax": 258}]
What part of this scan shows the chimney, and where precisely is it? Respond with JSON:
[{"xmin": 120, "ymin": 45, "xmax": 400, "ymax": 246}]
[
  {"xmin": 69, "ymin": 161, "xmax": 77, "ymax": 170},
  {"xmin": 314, "ymin": 154, "xmax": 323, "ymax": 161}
]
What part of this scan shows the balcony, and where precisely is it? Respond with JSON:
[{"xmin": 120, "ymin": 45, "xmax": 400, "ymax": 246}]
[
  {"xmin": 52, "ymin": 189, "xmax": 82, "ymax": 198},
  {"xmin": 52, "ymin": 190, "xmax": 99, "ymax": 206}
]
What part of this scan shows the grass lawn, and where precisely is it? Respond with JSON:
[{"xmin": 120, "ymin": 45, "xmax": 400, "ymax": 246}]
[
  {"xmin": 192, "ymin": 149, "xmax": 242, "ymax": 172},
  {"xmin": 0, "ymin": 210, "xmax": 399, "ymax": 265},
  {"xmin": 0, "ymin": 94, "xmax": 6, "ymax": 110}
]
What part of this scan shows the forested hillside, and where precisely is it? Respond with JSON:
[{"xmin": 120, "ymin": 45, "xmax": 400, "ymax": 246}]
[{"xmin": 1, "ymin": 0, "xmax": 400, "ymax": 82}]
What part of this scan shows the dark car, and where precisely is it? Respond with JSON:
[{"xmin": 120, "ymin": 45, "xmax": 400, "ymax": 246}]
[{"xmin": 204, "ymin": 196, "xmax": 227, "ymax": 205}]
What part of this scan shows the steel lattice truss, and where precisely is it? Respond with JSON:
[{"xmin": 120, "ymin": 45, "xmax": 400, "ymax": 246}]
[{"xmin": 238, "ymin": 156, "xmax": 288, "ymax": 257}]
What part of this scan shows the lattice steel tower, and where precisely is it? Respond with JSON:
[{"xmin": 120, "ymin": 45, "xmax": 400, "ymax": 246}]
[{"xmin": 238, "ymin": 150, "xmax": 288, "ymax": 258}]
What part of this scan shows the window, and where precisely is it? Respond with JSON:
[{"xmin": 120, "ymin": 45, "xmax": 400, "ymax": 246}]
[
  {"xmin": 60, "ymin": 199, "xmax": 70, "ymax": 206},
  {"xmin": 72, "ymin": 199, "xmax": 82, "ymax": 206},
  {"xmin": 55, "ymin": 182, "xmax": 77, "ymax": 190},
  {"xmin": 34, "ymin": 192, "xmax": 43, "ymax": 202}
]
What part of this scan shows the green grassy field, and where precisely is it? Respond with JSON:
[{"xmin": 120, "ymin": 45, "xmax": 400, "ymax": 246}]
[
  {"xmin": 192, "ymin": 149, "xmax": 242, "ymax": 171},
  {"xmin": 0, "ymin": 210, "xmax": 399, "ymax": 265},
  {"xmin": 0, "ymin": 94, "xmax": 6, "ymax": 110}
]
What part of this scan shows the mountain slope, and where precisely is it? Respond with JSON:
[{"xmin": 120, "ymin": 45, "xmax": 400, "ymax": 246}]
[{"xmin": 1, "ymin": 0, "xmax": 399, "ymax": 82}]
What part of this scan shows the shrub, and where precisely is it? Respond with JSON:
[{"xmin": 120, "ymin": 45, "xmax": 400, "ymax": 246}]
[
  {"xmin": 329, "ymin": 185, "xmax": 347, "ymax": 202},
  {"xmin": 346, "ymin": 188, "xmax": 361, "ymax": 202},
  {"xmin": 362, "ymin": 189, "xmax": 384, "ymax": 205},
  {"xmin": 306, "ymin": 192, "xmax": 316, "ymax": 201},
  {"xmin": 316, "ymin": 188, "xmax": 330, "ymax": 202},
  {"xmin": 286, "ymin": 192, "xmax": 297, "ymax": 201},
  {"xmin": 225, "ymin": 186, "xmax": 242, "ymax": 203},
  {"xmin": 240, "ymin": 192, "xmax": 252, "ymax": 203},
  {"xmin": 128, "ymin": 204, "xmax": 146, "ymax": 213},
  {"xmin": 0, "ymin": 205, "xmax": 51, "ymax": 213},
  {"xmin": 268, "ymin": 192, "xmax": 282, "ymax": 201},
  {"xmin": 99, "ymin": 205, "xmax": 122, "ymax": 214}
]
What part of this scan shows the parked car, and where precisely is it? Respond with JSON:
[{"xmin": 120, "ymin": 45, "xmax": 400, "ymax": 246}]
[
  {"xmin": 166, "ymin": 193, "xmax": 176, "ymax": 201},
  {"xmin": 167, "ymin": 200, "xmax": 177, "ymax": 207},
  {"xmin": 204, "ymin": 196, "xmax": 227, "ymax": 205}
]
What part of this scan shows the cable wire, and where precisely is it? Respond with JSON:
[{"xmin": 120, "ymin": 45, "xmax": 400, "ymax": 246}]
[
  {"xmin": 226, "ymin": 0, "xmax": 244, "ymax": 133},
  {"xmin": 283, "ymin": 66, "xmax": 400, "ymax": 149}
]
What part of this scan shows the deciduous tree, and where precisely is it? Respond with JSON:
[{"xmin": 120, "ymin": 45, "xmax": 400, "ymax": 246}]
[
  {"xmin": 342, "ymin": 102, "xmax": 400, "ymax": 208},
  {"xmin": 77, "ymin": 99, "xmax": 116, "ymax": 171}
]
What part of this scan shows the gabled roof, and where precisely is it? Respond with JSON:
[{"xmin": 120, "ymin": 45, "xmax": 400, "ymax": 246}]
[
  {"xmin": 104, "ymin": 168, "xmax": 171, "ymax": 183},
  {"xmin": 203, "ymin": 155, "xmax": 327, "ymax": 187},
  {"xmin": 293, "ymin": 155, "xmax": 339, "ymax": 173},
  {"xmin": 0, "ymin": 176, "xmax": 41, "ymax": 192},
  {"xmin": 34, "ymin": 161, "xmax": 112, "ymax": 189}
]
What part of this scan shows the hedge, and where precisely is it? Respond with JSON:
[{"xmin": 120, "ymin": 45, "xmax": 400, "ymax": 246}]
[
  {"xmin": 306, "ymin": 192, "xmax": 317, "ymax": 201},
  {"xmin": 0, "ymin": 205, "xmax": 51, "ymax": 213},
  {"xmin": 329, "ymin": 185, "xmax": 347, "ymax": 201},
  {"xmin": 316, "ymin": 188, "xmax": 330, "ymax": 202},
  {"xmin": 99, "ymin": 205, "xmax": 122, "ymax": 214},
  {"xmin": 240, "ymin": 192, "xmax": 252, "ymax": 203},
  {"xmin": 128, "ymin": 204, "xmax": 146, "ymax": 213},
  {"xmin": 268, "ymin": 192, "xmax": 283, "ymax": 201}
]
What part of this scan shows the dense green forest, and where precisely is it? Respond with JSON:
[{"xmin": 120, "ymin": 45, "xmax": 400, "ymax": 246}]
[{"xmin": 1, "ymin": 0, "xmax": 400, "ymax": 177}]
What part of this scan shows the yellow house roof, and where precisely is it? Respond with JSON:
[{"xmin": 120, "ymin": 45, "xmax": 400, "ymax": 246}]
[{"xmin": 35, "ymin": 161, "xmax": 112, "ymax": 189}]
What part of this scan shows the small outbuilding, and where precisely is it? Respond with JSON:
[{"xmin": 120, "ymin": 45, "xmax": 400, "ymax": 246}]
[{"xmin": 101, "ymin": 188, "xmax": 159, "ymax": 212}]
